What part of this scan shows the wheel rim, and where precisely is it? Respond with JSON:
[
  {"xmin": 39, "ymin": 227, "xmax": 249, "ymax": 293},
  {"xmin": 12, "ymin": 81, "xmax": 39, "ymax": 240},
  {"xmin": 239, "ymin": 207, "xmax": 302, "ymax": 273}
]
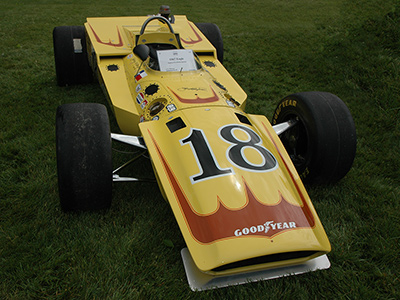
[{"xmin": 280, "ymin": 115, "xmax": 310, "ymax": 173}]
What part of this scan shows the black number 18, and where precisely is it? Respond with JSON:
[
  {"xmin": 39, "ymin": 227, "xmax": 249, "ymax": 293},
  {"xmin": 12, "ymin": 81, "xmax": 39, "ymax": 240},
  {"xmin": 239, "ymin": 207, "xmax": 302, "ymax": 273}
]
[{"xmin": 180, "ymin": 125, "xmax": 277, "ymax": 183}]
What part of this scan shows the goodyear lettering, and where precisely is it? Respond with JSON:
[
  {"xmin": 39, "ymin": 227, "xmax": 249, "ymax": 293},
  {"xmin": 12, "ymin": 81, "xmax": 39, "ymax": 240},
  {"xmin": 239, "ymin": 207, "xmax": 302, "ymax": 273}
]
[
  {"xmin": 272, "ymin": 99, "xmax": 297, "ymax": 124},
  {"xmin": 300, "ymin": 167, "xmax": 310, "ymax": 180},
  {"xmin": 234, "ymin": 221, "xmax": 297, "ymax": 236}
]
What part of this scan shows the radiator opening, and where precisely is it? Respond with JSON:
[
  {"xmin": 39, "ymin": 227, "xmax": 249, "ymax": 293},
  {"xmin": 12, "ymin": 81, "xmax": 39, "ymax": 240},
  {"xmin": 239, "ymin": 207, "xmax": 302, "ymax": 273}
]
[{"xmin": 212, "ymin": 251, "xmax": 317, "ymax": 272}]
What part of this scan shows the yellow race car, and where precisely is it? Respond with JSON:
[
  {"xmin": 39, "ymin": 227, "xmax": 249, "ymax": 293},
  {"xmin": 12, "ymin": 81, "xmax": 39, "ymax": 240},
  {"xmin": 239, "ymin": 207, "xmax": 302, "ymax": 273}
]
[{"xmin": 53, "ymin": 6, "xmax": 356, "ymax": 290}]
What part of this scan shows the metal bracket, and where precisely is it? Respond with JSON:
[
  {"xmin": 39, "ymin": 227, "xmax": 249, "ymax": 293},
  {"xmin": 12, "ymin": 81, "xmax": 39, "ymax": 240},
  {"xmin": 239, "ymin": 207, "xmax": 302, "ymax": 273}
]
[
  {"xmin": 272, "ymin": 119, "xmax": 298, "ymax": 136},
  {"xmin": 111, "ymin": 133, "xmax": 155, "ymax": 182},
  {"xmin": 111, "ymin": 133, "xmax": 147, "ymax": 149}
]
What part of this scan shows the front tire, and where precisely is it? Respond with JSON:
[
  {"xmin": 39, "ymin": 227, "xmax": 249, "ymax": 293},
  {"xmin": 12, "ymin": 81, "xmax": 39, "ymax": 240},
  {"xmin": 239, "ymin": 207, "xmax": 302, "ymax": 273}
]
[
  {"xmin": 56, "ymin": 103, "xmax": 112, "ymax": 211},
  {"xmin": 272, "ymin": 92, "xmax": 356, "ymax": 184}
]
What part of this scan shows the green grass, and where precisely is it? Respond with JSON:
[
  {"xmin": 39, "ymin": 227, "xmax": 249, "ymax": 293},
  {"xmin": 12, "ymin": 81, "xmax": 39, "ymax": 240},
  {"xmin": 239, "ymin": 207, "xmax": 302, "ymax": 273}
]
[{"xmin": 1, "ymin": 0, "xmax": 399, "ymax": 298}]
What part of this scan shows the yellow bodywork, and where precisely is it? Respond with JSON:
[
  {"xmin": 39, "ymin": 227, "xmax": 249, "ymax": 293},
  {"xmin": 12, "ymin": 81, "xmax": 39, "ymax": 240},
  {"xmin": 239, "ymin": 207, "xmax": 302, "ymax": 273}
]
[
  {"xmin": 84, "ymin": 15, "xmax": 330, "ymax": 275},
  {"xmin": 85, "ymin": 15, "xmax": 246, "ymax": 136}
]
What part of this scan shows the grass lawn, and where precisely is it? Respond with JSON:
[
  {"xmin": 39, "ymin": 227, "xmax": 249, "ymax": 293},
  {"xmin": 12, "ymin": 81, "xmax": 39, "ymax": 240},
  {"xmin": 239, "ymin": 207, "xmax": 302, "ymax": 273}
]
[{"xmin": 1, "ymin": 0, "xmax": 399, "ymax": 298}]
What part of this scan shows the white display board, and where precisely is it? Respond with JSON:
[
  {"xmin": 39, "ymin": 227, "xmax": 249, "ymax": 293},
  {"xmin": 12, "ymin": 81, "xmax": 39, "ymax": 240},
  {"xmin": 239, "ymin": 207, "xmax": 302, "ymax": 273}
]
[{"xmin": 157, "ymin": 49, "xmax": 197, "ymax": 72}]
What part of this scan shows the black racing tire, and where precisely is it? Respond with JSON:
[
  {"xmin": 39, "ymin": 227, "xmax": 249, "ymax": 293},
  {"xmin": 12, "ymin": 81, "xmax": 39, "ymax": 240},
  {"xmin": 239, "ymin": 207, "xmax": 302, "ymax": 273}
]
[
  {"xmin": 195, "ymin": 23, "xmax": 224, "ymax": 63},
  {"xmin": 56, "ymin": 103, "xmax": 112, "ymax": 211},
  {"xmin": 53, "ymin": 26, "xmax": 93, "ymax": 86},
  {"xmin": 272, "ymin": 92, "xmax": 356, "ymax": 184}
]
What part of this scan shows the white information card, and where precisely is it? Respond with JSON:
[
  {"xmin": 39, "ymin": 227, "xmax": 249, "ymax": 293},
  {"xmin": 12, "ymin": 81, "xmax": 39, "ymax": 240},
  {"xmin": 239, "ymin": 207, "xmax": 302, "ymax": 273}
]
[{"xmin": 157, "ymin": 49, "xmax": 197, "ymax": 72}]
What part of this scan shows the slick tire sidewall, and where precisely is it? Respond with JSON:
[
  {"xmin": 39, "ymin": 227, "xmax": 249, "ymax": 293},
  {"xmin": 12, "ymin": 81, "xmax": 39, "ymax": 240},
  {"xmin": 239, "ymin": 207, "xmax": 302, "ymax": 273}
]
[
  {"xmin": 56, "ymin": 103, "xmax": 112, "ymax": 211},
  {"xmin": 53, "ymin": 26, "xmax": 93, "ymax": 86},
  {"xmin": 272, "ymin": 91, "xmax": 356, "ymax": 184}
]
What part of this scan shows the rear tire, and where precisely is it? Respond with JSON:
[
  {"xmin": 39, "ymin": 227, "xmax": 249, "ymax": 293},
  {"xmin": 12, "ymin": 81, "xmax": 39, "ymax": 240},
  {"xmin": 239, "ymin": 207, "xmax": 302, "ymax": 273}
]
[
  {"xmin": 56, "ymin": 103, "xmax": 112, "ymax": 211},
  {"xmin": 272, "ymin": 92, "xmax": 356, "ymax": 184},
  {"xmin": 195, "ymin": 23, "xmax": 224, "ymax": 63},
  {"xmin": 53, "ymin": 26, "xmax": 93, "ymax": 86}
]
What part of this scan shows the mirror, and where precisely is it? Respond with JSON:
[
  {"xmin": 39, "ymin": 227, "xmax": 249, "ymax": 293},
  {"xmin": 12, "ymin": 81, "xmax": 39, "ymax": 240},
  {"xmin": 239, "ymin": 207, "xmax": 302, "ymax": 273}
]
[{"xmin": 133, "ymin": 44, "xmax": 150, "ymax": 61}]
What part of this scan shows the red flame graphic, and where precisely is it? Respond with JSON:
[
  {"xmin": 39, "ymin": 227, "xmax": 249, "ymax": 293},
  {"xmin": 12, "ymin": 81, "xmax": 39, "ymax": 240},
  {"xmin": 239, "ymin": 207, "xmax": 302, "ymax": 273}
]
[
  {"xmin": 169, "ymin": 86, "xmax": 219, "ymax": 104},
  {"xmin": 180, "ymin": 23, "xmax": 203, "ymax": 45},
  {"xmin": 89, "ymin": 24, "xmax": 124, "ymax": 47}
]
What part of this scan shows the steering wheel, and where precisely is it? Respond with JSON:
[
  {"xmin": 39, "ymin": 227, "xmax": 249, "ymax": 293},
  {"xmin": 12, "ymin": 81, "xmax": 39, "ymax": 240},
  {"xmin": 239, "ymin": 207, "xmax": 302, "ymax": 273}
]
[{"xmin": 139, "ymin": 16, "xmax": 175, "ymax": 35}]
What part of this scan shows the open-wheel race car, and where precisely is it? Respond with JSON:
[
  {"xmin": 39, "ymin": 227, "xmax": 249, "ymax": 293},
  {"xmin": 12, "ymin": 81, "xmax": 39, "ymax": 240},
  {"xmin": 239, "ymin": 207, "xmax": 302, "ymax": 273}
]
[{"xmin": 53, "ymin": 6, "xmax": 356, "ymax": 291}]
